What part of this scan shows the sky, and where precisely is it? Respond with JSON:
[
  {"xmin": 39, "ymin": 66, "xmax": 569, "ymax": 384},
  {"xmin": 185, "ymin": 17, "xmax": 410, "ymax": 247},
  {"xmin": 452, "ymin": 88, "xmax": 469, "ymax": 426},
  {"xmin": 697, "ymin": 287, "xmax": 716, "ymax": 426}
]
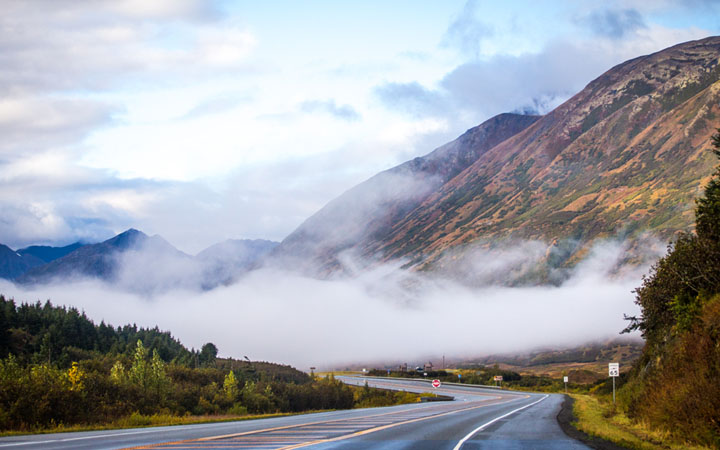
[{"xmin": 2, "ymin": 0, "xmax": 719, "ymax": 254}]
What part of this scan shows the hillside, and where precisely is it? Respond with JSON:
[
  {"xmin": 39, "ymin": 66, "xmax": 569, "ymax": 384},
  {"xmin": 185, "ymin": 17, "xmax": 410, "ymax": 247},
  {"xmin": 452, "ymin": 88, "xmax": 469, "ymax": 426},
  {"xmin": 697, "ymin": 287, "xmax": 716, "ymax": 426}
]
[
  {"xmin": 457, "ymin": 339, "xmax": 643, "ymax": 382},
  {"xmin": 273, "ymin": 37, "xmax": 720, "ymax": 276},
  {"xmin": 17, "ymin": 242, "xmax": 84, "ymax": 264},
  {"xmin": 0, "ymin": 245, "xmax": 44, "ymax": 280},
  {"xmin": 271, "ymin": 113, "xmax": 540, "ymax": 274}
]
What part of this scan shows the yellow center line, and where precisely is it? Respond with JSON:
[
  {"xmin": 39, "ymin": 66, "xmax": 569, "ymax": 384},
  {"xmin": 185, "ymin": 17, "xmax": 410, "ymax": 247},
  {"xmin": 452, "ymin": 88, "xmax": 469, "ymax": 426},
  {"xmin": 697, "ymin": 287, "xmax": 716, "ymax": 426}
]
[
  {"xmin": 124, "ymin": 393, "xmax": 523, "ymax": 449},
  {"xmin": 276, "ymin": 398, "xmax": 520, "ymax": 450},
  {"xmin": 121, "ymin": 401, "xmax": 468, "ymax": 450}
]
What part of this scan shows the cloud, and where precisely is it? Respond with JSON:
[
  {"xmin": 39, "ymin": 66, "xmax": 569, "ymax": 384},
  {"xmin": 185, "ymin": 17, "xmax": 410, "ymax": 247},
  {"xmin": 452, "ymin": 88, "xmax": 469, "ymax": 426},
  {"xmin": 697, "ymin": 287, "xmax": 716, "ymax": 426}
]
[
  {"xmin": 299, "ymin": 100, "xmax": 361, "ymax": 121},
  {"xmin": 0, "ymin": 97, "xmax": 118, "ymax": 155},
  {"xmin": 376, "ymin": 21, "xmax": 712, "ymax": 121},
  {"xmin": 374, "ymin": 82, "xmax": 449, "ymax": 118},
  {"xmin": 0, "ymin": 239, "xmax": 656, "ymax": 369},
  {"xmin": 375, "ymin": 40, "xmax": 605, "ymax": 119},
  {"xmin": 441, "ymin": 0, "xmax": 494, "ymax": 58},
  {"xmin": 0, "ymin": 0, "xmax": 252, "ymax": 95},
  {"xmin": 182, "ymin": 94, "xmax": 252, "ymax": 119},
  {"xmin": 0, "ymin": 160, "xmax": 172, "ymax": 249},
  {"xmin": 579, "ymin": 8, "xmax": 647, "ymax": 39}
]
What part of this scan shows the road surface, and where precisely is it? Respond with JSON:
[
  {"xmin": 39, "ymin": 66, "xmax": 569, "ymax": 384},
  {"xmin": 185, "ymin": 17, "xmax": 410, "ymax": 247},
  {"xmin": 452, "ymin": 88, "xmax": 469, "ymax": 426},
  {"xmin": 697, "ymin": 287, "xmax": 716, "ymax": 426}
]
[{"xmin": 0, "ymin": 376, "xmax": 588, "ymax": 449}]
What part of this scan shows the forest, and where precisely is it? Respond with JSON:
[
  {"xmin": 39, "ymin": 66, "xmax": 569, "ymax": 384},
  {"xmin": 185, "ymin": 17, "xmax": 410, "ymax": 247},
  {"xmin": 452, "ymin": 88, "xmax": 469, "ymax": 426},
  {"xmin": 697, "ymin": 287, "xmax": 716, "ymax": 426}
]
[{"xmin": 0, "ymin": 297, "xmax": 412, "ymax": 432}]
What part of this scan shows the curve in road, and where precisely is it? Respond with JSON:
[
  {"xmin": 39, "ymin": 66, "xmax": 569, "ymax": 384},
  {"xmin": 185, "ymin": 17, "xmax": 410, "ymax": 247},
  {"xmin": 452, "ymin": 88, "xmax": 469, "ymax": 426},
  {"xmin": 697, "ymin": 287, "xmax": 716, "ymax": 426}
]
[{"xmin": 0, "ymin": 376, "xmax": 589, "ymax": 449}]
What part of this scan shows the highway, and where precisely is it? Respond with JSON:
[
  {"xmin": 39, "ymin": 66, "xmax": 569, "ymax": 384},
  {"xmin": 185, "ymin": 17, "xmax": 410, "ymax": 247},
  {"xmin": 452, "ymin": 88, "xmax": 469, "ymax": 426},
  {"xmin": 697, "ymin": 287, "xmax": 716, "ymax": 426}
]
[{"xmin": 0, "ymin": 376, "xmax": 589, "ymax": 449}]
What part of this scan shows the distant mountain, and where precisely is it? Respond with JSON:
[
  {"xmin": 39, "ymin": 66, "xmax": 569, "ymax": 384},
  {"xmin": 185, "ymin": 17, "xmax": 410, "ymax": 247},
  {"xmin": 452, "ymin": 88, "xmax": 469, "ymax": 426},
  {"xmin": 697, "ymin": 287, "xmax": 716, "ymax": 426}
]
[
  {"xmin": 0, "ymin": 242, "xmax": 85, "ymax": 280},
  {"xmin": 14, "ymin": 230, "xmax": 278, "ymax": 292},
  {"xmin": 17, "ymin": 242, "xmax": 85, "ymax": 264},
  {"xmin": 0, "ymin": 244, "xmax": 44, "ymax": 280},
  {"xmin": 272, "ymin": 36, "xmax": 720, "ymax": 277},
  {"xmin": 271, "ymin": 113, "xmax": 541, "ymax": 275},
  {"xmin": 16, "ymin": 229, "xmax": 188, "ymax": 286},
  {"xmin": 196, "ymin": 239, "xmax": 278, "ymax": 287}
]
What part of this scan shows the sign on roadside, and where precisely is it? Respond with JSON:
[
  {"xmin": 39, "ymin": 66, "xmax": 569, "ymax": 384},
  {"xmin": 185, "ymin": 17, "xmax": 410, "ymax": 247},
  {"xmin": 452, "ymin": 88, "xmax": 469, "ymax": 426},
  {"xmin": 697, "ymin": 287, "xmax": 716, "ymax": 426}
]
[
  {"xmin": 608, "ymin": 363, "xmax": 619, "ymax": 377},
  {"xmin": 432, "ymin": 379, "xmax": 441, "ymax": 388},
  {"xmin": 608, "ymin": 363, "xmax": 620, "ymax": 403},
  {"xmin": 493, "ymin": 375, "xmax": 503, "ymax": 381},
  {"xmin": 563, "ymin": 376, "xmax": 568, "ymax": 383}
]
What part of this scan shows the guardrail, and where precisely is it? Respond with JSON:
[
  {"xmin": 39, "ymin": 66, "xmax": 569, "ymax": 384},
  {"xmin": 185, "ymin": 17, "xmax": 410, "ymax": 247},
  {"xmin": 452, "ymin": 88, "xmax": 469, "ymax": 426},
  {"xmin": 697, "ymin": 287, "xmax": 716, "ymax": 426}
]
[{"xmin": 341, "ymin": 375, "xmax": 502, "ymax": 390}]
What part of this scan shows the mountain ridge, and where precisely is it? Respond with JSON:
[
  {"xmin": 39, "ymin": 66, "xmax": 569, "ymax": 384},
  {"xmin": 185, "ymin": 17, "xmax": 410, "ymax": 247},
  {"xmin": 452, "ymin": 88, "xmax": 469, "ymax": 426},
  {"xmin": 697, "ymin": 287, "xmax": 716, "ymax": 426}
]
[
  {"xmin": 273, "ymin": 36, "xmax": 720, "ymax": 276},
  {"xmin": 271, "ymin": 112, "xmax": 541, "ymax": 275}
]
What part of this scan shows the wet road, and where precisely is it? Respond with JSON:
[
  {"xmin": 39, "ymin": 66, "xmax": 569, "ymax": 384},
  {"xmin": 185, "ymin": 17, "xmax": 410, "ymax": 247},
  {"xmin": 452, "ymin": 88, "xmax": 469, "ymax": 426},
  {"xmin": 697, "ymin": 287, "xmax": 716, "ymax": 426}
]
[{"xmin": 0, "ymin": 376, "xmax": 588, "ymax": 449}]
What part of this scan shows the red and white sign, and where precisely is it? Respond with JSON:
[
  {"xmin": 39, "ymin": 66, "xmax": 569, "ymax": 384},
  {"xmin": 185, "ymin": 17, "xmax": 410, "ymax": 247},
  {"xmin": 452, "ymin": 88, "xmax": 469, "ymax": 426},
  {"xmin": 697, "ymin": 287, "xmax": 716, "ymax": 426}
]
[{"xmin": 431, "ymin": 379, "xmax": 441, "ymax": 388}]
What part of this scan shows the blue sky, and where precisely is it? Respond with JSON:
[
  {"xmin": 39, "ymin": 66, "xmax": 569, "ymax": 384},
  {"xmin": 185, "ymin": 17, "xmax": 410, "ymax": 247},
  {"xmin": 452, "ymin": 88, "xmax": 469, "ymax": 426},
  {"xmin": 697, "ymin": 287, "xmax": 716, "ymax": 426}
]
[{"xmin": 1, "ymin": 0, "xmax": 718, "ymax": 253}]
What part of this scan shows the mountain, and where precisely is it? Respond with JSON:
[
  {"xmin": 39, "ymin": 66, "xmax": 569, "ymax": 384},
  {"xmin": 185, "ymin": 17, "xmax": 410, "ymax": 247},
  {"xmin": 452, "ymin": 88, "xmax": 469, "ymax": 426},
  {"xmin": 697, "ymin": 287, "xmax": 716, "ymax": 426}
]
[
  {"xmin": 0, "ymin": 242, "xmax": 87, "ymax": 280},
  {"xmin": 195, "ymin": 239, "xmax": 278, "ymax": 287},
  {"xmin": 15, "ymin": 230, "xmax": 278, "ymax": 292},
  {"xmin": 16, "ymin": 229, "xmax": 189, "ymax": 286},
  {"xmin": 0, "ymin": 244, "xmax": 44, "ymax": 279},
  {"xmin": 17, "ymin": 242, "xmax": 84, "ymax": 264},
  {"xmin": 271, "ymin": 113, "xmax": 541, "ymax": 275},
  {"xmin": 273, "ymin": 36, "xmax": 720, "ymax": 276}
]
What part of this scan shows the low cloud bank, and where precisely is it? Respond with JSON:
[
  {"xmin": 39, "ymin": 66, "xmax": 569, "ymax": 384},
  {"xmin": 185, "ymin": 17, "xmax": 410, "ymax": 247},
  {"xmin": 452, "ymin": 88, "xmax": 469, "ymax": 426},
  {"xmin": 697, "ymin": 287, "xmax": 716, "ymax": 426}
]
[{"xmin": 0, "ymin": 239, "xmax": 660, "ymax": 370}]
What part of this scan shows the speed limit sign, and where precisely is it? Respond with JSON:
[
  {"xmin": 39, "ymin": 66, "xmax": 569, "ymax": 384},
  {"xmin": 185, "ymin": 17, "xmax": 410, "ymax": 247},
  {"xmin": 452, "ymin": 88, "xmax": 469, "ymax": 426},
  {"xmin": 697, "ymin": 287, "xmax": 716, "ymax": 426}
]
[{"xmin": 608, "ymin": 363, "xmax": 619, "ymax": 377}]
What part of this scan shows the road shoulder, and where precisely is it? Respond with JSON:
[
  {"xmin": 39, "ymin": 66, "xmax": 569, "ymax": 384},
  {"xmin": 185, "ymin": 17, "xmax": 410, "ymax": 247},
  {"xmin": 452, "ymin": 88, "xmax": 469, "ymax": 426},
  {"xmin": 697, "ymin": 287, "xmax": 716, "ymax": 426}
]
[{"xmin": 556, "ymin": 395, "xmax": 630, "ymax": 450}]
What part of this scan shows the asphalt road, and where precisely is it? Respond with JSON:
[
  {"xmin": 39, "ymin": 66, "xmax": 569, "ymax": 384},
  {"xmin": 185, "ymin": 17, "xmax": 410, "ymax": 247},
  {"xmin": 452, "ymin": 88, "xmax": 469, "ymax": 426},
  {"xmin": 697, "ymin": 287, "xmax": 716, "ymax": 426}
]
[{"xmin": 0, "ymin": 376, "xmax": 589, "ymax": 449}]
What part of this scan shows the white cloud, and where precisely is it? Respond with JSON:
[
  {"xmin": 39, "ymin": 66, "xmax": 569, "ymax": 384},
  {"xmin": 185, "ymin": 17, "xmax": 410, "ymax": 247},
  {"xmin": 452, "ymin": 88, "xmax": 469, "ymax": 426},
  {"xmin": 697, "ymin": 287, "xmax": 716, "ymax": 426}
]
[
  {"xmin": 376, "ymin": 23, "xmax": 712, "ymax": 119},
  {"xmin": 0, "ymin": 97, "xmax": 117, "ymax": 155}
]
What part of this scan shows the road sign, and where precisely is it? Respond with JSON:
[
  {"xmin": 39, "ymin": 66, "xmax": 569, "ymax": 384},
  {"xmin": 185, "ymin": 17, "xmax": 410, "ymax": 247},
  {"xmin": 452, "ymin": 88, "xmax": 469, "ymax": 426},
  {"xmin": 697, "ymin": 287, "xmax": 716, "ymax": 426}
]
[
  {"xmin": 563, "ymin": 376, "xmax": 568, "ymax": 383},
  {"xmin": 609, "ymin": 363, "xmax": 620, "ymax": 404},
  {"xmin": 608, "ymin": 363, "xmax": 619, "ymax": 377},
  {"xmin": 458, "ymin": 373, "xmax": 462, "ymax": 379},
  {"xmin": 493, "ymin": 375, "xmax": 503, "ymax": 381},
  {"xmin": 432, "ymin": 379, "xmax": 441, "ymax": 388}
]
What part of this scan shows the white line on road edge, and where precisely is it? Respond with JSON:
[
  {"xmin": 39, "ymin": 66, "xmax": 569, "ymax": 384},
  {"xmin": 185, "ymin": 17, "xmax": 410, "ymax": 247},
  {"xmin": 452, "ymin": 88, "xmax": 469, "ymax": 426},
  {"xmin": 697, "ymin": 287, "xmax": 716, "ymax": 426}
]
[
  {"xmin": 0, "ymin": 421, "xmax": 249, "ymax": 448},
  {"xmin": 452, "ymin": 394, "xmax": 549, "ymax": 450}
]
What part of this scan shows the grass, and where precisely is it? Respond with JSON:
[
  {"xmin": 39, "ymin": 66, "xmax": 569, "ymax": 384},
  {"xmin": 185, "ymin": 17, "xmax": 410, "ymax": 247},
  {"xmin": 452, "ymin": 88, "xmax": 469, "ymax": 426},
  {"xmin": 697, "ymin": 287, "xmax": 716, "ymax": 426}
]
[
  {"xmin": 570, "ymin": 394, "xmax": 712, "ymax": 450},
  {"xmin": 0, "ymin": 411, "xmax": 321, "ymax": 437}
]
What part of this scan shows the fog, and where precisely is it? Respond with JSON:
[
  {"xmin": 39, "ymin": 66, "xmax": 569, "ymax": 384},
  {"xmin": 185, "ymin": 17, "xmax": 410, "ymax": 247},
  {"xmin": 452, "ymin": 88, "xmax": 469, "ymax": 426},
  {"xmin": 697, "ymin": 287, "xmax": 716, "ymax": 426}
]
[{"xmin": 0, "ymin": 237, "xmax": 662, "ymax": 371}]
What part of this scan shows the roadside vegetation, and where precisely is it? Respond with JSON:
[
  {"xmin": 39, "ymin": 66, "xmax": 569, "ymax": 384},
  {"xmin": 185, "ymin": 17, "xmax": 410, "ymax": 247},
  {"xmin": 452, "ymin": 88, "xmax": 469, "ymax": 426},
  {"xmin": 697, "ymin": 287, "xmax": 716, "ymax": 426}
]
[
  {"xmin": 0, "ymin": 298, "xmax": 420, "ymax": 434},
  {"xmin": 571, "ymin": 394, "xmax": 710, "ymax": 450},
  {"xmin": 566, "ymin": 130, "xmax": 720, "ymax": 449}
]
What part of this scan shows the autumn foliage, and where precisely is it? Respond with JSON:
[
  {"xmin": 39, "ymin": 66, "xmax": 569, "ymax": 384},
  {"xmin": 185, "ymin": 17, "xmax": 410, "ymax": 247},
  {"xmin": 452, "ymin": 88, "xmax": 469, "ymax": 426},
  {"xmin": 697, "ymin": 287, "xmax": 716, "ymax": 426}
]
[{"xmin": 621, "ymin": 129, "xmax": 720, "ymax": 447}]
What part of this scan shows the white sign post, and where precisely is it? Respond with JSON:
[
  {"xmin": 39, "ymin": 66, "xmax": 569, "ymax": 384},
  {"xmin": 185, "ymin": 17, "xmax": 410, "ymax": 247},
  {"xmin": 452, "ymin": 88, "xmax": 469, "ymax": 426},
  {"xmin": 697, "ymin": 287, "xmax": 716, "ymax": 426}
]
[
  {"xmin": 608, "ymin": 363, "xmax": 620, "ymax": 403},
  {"xmin": 563, "ymin": 376, "xmax": 568, "ymax": 393}
]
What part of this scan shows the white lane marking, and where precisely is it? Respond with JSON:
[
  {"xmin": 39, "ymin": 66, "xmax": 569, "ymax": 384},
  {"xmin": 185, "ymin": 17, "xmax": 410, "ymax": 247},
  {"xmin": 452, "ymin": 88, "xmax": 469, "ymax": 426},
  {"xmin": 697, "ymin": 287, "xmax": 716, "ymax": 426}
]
[
  {"xmin": 0, "ymin": 429, "xmax": 164, "ymax": 447},
  {"xmin": 0, "ymin": 401, "xmax": 444, "ymax": 448},
  {"xmin": 0, "ymin": 420, "xmax": 251, "ymax": 448},
  {"xmin": 452, "ymin": 394, "xmax": 549, "ymax": 450}
]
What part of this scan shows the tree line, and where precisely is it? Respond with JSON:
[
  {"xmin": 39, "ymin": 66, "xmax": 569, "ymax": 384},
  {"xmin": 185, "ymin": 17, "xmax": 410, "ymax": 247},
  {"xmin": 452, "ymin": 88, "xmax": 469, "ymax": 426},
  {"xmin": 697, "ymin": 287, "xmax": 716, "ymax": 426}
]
[{"xmin": 0, "ymin": 297, "xmax": 398, "ymax": 431}]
